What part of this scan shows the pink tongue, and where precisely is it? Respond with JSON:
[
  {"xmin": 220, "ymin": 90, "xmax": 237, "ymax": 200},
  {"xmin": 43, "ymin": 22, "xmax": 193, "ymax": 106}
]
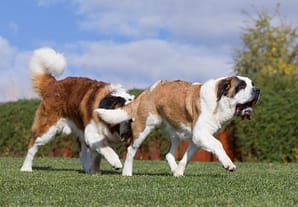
[{"xmin": 236, "ymin": 106, "xmax": 241, "ymax": 113}]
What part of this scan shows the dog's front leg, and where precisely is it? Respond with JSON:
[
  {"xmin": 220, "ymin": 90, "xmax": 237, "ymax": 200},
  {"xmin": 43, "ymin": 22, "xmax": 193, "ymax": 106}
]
[
  {"xmin": 193, "ymin": 130, "xmax": 236, "ymax": 171},
  {"xmin": 85, "ymin": 122, "xmax": 122, "ymax": 171},
  {"xmin": 79, "ymin": 142, "xmax": 91, "ymax": 173}
]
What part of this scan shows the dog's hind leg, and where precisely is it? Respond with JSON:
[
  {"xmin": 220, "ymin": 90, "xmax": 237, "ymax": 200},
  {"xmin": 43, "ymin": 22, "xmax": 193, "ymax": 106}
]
[
  {"xmin": 78, "ymin": 140, "xmax": 91, "ymax": 173},
  {"xmin": 20, "ymin": 119, "xmax": 65, "ymax": 172},
  {"xmin": 89, "ymin": 150, "xmax": 102, "ymax": 174},
  {"xmin": 165, "ymin": 135, "xmax": 180, "ymax": 173},
  {"xmin": 122, "ymin": 114, "xmax": 160, "ymax": 176},
  {"xmin": 174, "ymin": 142, "xmax": 199, "ymax": 176}
]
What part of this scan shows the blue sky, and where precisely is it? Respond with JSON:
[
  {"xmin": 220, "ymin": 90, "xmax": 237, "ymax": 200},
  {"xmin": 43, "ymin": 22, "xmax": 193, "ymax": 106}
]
[{"xmin": 0, "ymin": 0, "xmax": 297, "ymax": 102}]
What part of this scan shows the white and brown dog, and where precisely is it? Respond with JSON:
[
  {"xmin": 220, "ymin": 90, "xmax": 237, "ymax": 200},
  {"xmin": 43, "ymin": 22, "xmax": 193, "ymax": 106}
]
[
  {"xmin": 96, "ymin": 77, "xmax": 260, "ymax": 176},
  {"xmin": 20, "ymin": 48, "xmax": 134, "ymax": 173}
]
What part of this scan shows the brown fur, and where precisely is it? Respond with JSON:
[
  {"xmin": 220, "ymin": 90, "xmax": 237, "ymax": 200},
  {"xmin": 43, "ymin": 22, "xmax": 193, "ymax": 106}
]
[
  {"xmin": 117, "ymin": 80, "xmax": 201, "ymax": 139},
  {"xmin": 216, "ymin": 76, "xmax": 242, "ymax": 101},
  {"xmin": 28, "ymin": 74, "xmax": 111, "ymax": 148}
]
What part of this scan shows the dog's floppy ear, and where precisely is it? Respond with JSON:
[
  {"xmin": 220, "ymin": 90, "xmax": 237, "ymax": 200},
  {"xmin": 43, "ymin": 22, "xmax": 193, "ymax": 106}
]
[
  {"xmin": 99, "ymin": 95, "xmax": 126, "ymax": 109},
  {"xmin": 217, "ymin": 78, "xmax": 231, "ymax": 102}
]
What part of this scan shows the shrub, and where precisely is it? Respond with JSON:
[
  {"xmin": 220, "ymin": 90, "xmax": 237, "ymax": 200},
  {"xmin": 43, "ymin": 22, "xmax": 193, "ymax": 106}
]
[
  {"xmin": 0, "ymin": 99, "xmax": 79, "ymax": 157},
  {"xmin": 229, "ymin": 89, "xmax": 298, "ymax": 162}
]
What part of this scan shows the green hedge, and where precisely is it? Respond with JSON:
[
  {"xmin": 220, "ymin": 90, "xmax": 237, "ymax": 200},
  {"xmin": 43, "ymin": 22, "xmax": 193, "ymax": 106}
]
[
  {"xmin": 0, "ymin": 89, "xmax": 169, "ymax": 159},
  {"xmin": 229, "ymin": 89, "xmax": 298, "ymax": 162},
  {"xmin": 0, "ymin": 89, "xmax": 297, "ymax": 162},
  {"xmin": 0, "ymin": 99, "xmax": 79, "ymax": 157}
]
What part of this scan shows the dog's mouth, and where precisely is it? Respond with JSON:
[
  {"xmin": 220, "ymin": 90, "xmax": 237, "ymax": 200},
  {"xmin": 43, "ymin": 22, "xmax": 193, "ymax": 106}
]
[{"xmin": 235, "ymin": 90, "xmax": 260, "ymax": 120}]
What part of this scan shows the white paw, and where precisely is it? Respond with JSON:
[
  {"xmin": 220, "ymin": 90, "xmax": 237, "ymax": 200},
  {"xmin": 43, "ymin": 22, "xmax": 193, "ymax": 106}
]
[
  {"xmin": 223, "ymin": 162, "xmax": 236, "ymax": 172},
  {"xmin": 122, "ymin": 171, "xmax": 132, "ymax": 176},
  {"xmin": 113, "ymin": 161, "xmax": 123, "ymax": 170},
  {"xmin": 122, "ymin": 167, "xmax": 132, "ymax": 176},
  {"xmin": 20, "ymin": 166, "xmax": 32, "ymax": 172},
  {"xmin": 166, "ymin": 154, "xmax": 178, "ymax": 173},
  {"xmin": 173, "ymin": 163, "xmax": 185, "ymax": 177}
]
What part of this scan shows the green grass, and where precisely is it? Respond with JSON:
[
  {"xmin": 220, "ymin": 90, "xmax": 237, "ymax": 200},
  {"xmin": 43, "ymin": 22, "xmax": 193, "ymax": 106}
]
[{"xmin": 0, "ymin": 158, "xmax": 297, "ymax": 207}]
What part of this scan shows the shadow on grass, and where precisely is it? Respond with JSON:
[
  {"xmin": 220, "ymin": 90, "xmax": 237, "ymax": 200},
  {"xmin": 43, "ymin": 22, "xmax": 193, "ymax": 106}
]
[
  {"xmin": 32, "ymin": 166, "xmax": 228, "ymax": 177},
  {"xmin": 122, "ymin": 171, "xmax": 228, "ymax": 178},
  {"xmin": 32, "ymin": 166, "xmax": 122, "ymax": 175}
]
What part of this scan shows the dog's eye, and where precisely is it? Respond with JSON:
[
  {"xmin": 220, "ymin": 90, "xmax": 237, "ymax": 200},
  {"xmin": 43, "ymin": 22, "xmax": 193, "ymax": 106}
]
[
  {"xmin": 240, "ymin": 82, "xmax": 246, "ymax": 89},
  {"xmin": 236, "ymin": 81, "xmax": 247, "ymax": 93},
  {"xmin": 251, "ymin": 82, "xmax": 255, "ymax": 86}
]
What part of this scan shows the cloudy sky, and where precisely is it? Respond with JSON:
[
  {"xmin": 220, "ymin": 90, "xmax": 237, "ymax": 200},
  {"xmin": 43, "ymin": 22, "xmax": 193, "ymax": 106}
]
[{"xmin": 0, "ymin": 0, "xmax": 297, "ymax": 102}]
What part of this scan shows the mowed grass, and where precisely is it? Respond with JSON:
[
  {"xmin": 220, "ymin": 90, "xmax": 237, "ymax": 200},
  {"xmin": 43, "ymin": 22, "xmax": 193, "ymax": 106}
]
[{"xmin": 0, "ymin": 157, "xmax": 297, "ymax": 207}]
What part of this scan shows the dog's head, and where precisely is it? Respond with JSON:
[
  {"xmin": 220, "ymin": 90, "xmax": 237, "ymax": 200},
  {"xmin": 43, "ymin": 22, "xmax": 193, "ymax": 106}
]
[
  {"xmin": 99, "ymin": 94, "xmax": 133, "ymax": 142},
  {"xmin": 216, "ymin": 76, "xmax": 260, "ymax": 120}
]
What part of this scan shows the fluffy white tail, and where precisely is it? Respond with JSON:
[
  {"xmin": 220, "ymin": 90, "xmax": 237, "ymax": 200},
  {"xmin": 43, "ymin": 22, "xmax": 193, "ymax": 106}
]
[
  {"xmin": 30, "ymin": 47, "xmax": 66, "ymax": 77},
  {"xmin": 29, "ymin": 47, "xmax": 66, "ymax": 96},
  {"xmin": 96, "ymin": 108, "xmax": 131, "ymax": 124}
]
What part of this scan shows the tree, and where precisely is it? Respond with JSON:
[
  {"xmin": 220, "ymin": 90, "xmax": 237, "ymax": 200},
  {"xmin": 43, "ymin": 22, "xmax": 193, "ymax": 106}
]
[{"xmin": 234, "ymin": 7, "xmax": 298, "ymax": 91}]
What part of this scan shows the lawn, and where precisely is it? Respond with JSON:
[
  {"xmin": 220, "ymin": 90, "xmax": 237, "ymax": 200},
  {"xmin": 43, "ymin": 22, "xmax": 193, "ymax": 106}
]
[{"xmin": 0, "ymin": 157, "xmax": 297, "ymax": 207}]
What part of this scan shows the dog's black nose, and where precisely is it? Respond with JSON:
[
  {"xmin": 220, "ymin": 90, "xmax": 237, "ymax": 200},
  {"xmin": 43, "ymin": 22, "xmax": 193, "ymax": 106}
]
[
  {"xmin": 253, "ymin": 87, "xmax": 260, "ymax": 95},
  {"xmin": 253, "ymin": 88, "xmax": 260, "ymax": 101}
]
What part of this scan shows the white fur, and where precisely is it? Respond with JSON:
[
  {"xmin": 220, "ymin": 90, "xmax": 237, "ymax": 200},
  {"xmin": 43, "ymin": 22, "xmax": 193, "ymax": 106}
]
[
  {"xmin": 96, "ymin": 108, "xmax": 130, "ymax": 125},
  {"xmin": 235, "ymin": 76, "xmax": 255, "ymax": 104},
  {"xmin": 20, "ymin": 118, "xmax": 93, "ymax": 173},
  {"xmin": 122, "ymin": 113, "xmax": 160, "ymax": 176},
  {"xmin": 84, "ymin": 120, "xmax": 122, "ymax": 170},
  {"xmin": 150, "ymin": 80, "xmax": 162, "ymax": 91},
  {"xmin": 109, "ymin": 83, "xmax": 135, "ymax": 104},
  {"xmin": 30, "ymin": 47, "xmax": 66, "ymax": 77},
  {"xmin": 21, "ymin": 118, "xmax": 72, "ymax": 172}
]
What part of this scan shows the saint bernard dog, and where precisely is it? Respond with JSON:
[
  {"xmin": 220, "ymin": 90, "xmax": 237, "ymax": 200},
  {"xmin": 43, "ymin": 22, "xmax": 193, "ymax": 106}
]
[
  {"xmin": 96, "ymin": 77, "xmax": 260, "ymax": 176},
  {"xmin": 20, "ymin": 48, "xmax": 134, "ymax": 174}
]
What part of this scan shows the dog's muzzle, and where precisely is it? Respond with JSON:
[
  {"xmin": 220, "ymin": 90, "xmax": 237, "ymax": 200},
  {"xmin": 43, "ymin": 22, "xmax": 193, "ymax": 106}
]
[{"xmin": 236, "ymin": 87, "xmax": 260, "ymax": 120}]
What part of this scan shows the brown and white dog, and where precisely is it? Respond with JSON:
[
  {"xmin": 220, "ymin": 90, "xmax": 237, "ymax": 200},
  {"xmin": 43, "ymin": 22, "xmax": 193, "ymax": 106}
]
[
  {"xmin": 96, "ymin": 77, "xmax": 260, "ymax": 176},
  {"xmin": 20, "ymin": 48, "xmax": 134, "ymax": 173}
]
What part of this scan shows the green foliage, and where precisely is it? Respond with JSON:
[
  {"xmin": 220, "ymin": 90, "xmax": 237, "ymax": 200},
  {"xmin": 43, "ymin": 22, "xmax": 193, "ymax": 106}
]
[
  {"xmin": 0, "ymin": 158, "xmax": 297, "ymax": 207},
  {"xmin": 129, "ymin": 88, "xmax": 143, "ymax": 97},
  {"xmin": 234, "ymin": 7, "xmax": 298, "ymax": 91},
  {"xmin": 229, "ymin": 90, "xmax": 298, "ymax": 162},
  {"xmin": 232, "ymin": 7, "xmax": 298, "ymax": 163},
  {"xmin": 0, "ymin": 100, "xmax": 79, "ymax": 157},
  {"xmin": 0, "ymin": 98, "xmax": 168, "ymax": 159}
]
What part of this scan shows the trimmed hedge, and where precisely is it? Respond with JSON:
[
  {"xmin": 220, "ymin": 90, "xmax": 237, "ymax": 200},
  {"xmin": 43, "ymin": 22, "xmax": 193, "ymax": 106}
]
[
  {"xmin": 0, "ymin": 89, "xmax": 297, "ymax": 162},
  {"xmin": 0, "ymin": 99, "xmax": 79, "ymax": 157},
  {"xmin": 229, "ymin": 89, "xmax": 298, "ymax": 162}
]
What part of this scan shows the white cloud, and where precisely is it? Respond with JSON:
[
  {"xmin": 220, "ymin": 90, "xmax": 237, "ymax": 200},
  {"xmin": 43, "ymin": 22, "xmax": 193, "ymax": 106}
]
[
  {"xmin": 2, "ymin": 0, "xmax": 298, "ymax": 102},
  {"xmin": 65, "ymin": 39, "xmax": 233, "ymax": 88},
  {"xmin": 0, "ymin": 37, "xmax": 34, "ymax": 102},
  {"xmin": 73, "ymin": 0, "xmax": 298, "ymax": 44}
]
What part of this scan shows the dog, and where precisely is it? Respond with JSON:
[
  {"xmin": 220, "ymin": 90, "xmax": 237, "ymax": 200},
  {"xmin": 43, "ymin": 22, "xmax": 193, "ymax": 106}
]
[
  {"xmin": 20, "ymin": 48, "xmax": 134, "ymax": 173},
  {"xmin": 96, "ymin": 77, "xmax": 260, "ymax": 176}
]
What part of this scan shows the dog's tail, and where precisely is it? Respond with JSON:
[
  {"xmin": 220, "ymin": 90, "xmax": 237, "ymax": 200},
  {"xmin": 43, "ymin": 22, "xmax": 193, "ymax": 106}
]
[
  {"xmin": 95, "ymin": 98, "xmax": 140, "ymax": 124},
  {"xmin": 29, "ymin": 47, "xmax": 66, "ymax": 97}
]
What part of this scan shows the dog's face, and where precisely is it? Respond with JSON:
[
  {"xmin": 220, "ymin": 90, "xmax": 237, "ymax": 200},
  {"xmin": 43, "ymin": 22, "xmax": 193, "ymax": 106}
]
[
  {"xmin": 99, "ymin": 95, "xmax": 133, "ymax": 142},
  {"xmin": 217, "ymin": 76, "xmax": 260, "ymax": 119}
]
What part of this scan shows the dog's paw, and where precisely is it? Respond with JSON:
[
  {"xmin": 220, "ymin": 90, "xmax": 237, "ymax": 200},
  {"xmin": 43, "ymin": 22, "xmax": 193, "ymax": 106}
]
[
  {"xmin": 20, "ymin": 166, "xmax": 32, "ymax": 172},
  {"xmin": 173, "ymin": 163, "xmax": 186, "ymax": 177},
  {"xmin": 223, "ymin": 162, "xmax": 236, "ymax": 172},
  {"xmin": 122, "ymin": 172, "xmax": 132, "ymax": 176},
  {"xmin": 112, "ymin": 161, "xmax": 123, "ymax": 170}
]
